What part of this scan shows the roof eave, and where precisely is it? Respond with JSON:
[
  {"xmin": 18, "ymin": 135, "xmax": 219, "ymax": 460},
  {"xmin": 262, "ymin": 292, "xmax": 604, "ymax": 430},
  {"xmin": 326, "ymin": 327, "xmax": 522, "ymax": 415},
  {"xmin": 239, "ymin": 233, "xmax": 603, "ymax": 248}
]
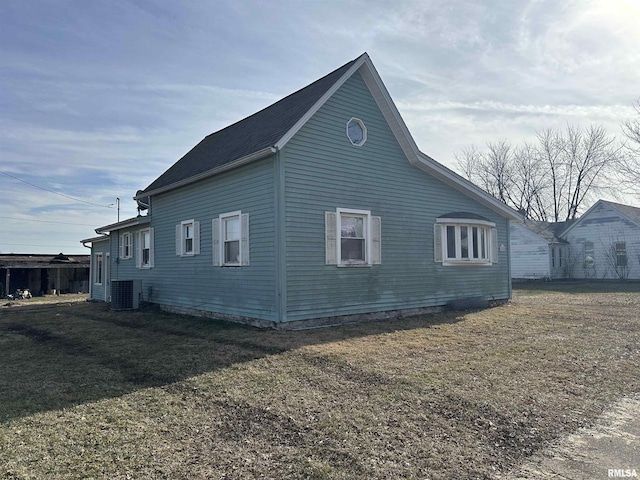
[
  {"xmin": 136, "ymin": 146, "xmax": 277, "ymax": 200},
  {"xmin": 413, "ymin": 152, "xmax": 523, "ymax": 221},
  {"xmin": 95, "ymin": 216, "xmax": 151, "ymax": 235}
]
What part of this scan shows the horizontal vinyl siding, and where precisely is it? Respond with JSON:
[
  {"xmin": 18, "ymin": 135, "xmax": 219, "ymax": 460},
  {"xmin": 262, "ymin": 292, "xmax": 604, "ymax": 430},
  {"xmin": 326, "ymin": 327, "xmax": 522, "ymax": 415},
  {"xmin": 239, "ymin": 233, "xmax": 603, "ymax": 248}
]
[
  {"xmin": 565, "ymin": 203, "xmax": 640, "ymax": 279},
  {"xmin": 90, "ymin": 240, "xmax": 109, "ymax": 302},
  {"xmin": 509, "ymin": 224, "xmax": 550, "ymax": 279},
  {"xmin": 283, "ymin": 72, "xmax": 510, "ymax": 322},
  {"xmin": 117, "ymin": 157, "xmax": 277, "ymax": 320}
]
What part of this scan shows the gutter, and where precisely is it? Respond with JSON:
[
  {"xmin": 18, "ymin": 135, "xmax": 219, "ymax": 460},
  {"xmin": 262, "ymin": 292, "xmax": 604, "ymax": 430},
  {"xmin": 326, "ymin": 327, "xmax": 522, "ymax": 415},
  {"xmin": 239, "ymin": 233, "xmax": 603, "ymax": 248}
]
[
  {"xmin": 95, "ymin": 216, "xmax": 150, "ymax": 235},
  {"xmin": 134, "ymin": 146, "xmax": 277, "ymax": 201}
]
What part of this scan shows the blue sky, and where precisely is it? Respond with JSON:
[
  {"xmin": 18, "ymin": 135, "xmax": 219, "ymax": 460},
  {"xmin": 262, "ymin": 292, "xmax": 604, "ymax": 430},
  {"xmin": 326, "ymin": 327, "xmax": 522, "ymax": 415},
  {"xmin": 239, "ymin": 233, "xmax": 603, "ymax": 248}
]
[{"xmin": 1, "ymin": 0, "xmax": 639, "ymax": 254}]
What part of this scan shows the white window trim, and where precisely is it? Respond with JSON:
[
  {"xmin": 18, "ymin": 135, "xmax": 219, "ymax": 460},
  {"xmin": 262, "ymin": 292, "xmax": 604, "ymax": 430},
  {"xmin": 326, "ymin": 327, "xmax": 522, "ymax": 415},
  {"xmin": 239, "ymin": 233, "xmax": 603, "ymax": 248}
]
[
  {"xmin": 436, "ymin": 218, "xmax": 496, "ymax": 266},
  {"xmin": 337, "ymin": 208, "xmax": 372, "ymax": 267},
  {"xmin": 213, "ymin": 210, "xmax": 249, "ymax": 267},
  {"xmin": 119, "ymin": 233, "xmax": 132, "ymax": 260},
  {"xmin": 346, "ymin": 117, "xmax": 367, "ymax": 146},
  {"xmin": 176, "ymin": 219, "xmax": 199, "ymax": 257},
  {"xmin": 94, "ymin": 253, "xmax": 103, "ymax": 285},
  {"xmin": 137, "ymin": 227, "xmax": 154, "ymax": 269}
]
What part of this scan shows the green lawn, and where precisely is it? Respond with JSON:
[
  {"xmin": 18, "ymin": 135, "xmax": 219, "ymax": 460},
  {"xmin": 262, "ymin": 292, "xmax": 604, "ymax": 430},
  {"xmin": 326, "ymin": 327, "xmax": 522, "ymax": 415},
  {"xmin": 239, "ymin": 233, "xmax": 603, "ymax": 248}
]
[{"xmin": 1, "ymin": 283, "xmax": 639, "ymax": 479}]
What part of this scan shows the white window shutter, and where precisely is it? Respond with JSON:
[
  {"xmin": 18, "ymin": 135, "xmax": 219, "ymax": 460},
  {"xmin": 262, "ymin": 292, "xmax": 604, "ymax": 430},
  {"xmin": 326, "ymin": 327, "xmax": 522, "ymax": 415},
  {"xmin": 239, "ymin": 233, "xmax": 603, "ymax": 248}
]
[
  {"xmin": 371, "ymin": 216, "xmax": 381, "ymax": 265},
  {"xmin": 119, "ymin": 235, "xmax": 124, "ymax": 259},
  {"xmin": 491, "ymin": 227, "xmax": 499, "ymax": 263},
  {"xmin": 194, "ymin": 221, "xmax": 200, "ymax": 255},
  {"xmin": 434, "ymin": 224, "xmax": 443, "ymax": 263},
  {"xmin": 325, "ymin": 211, "xmax": 337, "ymax": 265},
  {"xmin": 135, "ymin": 232, "xmax": 142, "ymax": 269},
  {"xmin": 149, "ymin": 228, "xmax": 155, "ymax": 268},
  {"xmin": 212, "ymin": 218, "xmax": 220, "ymax": 266},
  {"xmin": 240, "ymin": 213, "xmax": 250, "ymax": 266},
  {"xmin": 176, "ymin": 225, "xmax": 181, "ymax": 256}
]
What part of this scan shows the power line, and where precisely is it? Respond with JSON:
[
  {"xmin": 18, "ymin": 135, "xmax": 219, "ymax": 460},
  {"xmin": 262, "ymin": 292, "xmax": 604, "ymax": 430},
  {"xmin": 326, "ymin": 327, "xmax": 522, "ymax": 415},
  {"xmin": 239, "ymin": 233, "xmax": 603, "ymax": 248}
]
[
  {"xmin": 0, "ymin": 215, "xmax": 98, "ymax": 227},
  {"xmin": 0, "ymin": 170, "xmax": 114, "ymax": 208}
]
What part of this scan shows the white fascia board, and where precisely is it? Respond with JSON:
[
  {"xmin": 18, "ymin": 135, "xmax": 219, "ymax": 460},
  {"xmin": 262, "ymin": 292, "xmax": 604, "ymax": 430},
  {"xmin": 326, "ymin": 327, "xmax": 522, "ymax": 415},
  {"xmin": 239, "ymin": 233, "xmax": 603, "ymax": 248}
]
[
  {"xmin": 96, "ymin": 216, "xmax": 151, "ymax": 235},
  {"xmin": 274, "ymin": 54, "xmax": 370, "ymax": 150},
  {"xmin": 358, "ymin": 57, "xmax": 521, "ymax": 222},
  {"xmin": 414, "ymin": 152, "xmax": 522, "ymax": 221},
  {"xmin": 135, "ymin": 146, "xmax": 277, "ymax": 201},
  {"xmin": 80, "ymin": 235, "xmax": 109, "ymax": 245}
]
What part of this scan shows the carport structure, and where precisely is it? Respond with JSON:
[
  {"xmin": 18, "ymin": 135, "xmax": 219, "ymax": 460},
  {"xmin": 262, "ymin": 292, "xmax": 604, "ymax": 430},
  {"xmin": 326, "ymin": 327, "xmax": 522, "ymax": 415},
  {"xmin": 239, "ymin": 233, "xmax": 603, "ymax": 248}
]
[{"xmin": 0, "ymin": 253, "xmax": 90, "ymax": 298}]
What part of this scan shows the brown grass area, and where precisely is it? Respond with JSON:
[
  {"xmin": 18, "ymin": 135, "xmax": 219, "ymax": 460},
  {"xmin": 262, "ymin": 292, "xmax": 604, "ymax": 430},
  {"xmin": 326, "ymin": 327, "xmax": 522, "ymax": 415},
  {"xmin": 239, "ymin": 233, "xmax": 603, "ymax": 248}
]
[{"xmin": 0, "ymin": 283, "xmax": 638, "ymax": 479}]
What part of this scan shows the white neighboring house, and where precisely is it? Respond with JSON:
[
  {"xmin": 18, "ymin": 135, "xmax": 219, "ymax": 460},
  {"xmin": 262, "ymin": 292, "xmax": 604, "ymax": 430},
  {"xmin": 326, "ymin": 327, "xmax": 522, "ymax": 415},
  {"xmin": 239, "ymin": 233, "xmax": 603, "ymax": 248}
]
[
  {"xmin": 510, "ymin": 220, "xmax": 571, "ymax": 280},
  {"xmin": 561, "ymin": 200, "xmax": 640, "ymax": 280}
]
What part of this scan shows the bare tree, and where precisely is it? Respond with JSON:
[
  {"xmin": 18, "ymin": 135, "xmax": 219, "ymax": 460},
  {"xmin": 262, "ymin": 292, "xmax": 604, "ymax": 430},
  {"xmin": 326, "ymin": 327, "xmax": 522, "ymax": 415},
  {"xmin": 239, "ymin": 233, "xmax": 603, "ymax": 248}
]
[
  {"xmin": 455, "ymin": 124, "xmax": 623, "ymax": 221},
  {"xmin": 562, "ymin": 125, "xmax": 621, "ymax": 220},
  {"xmin": 536, "ymin": 128, "xmax": 565, "ymax": 221},
  {"xmin": 508, "ymin": 142, "xmax": 549, "ymax": 220},
  {"xmin": 455, "ymin": 140, "xmax": 515, "ymax": 206},
  {"xmin": 619, "ymin": 99, "xmax": 640, "ymax": 194}
]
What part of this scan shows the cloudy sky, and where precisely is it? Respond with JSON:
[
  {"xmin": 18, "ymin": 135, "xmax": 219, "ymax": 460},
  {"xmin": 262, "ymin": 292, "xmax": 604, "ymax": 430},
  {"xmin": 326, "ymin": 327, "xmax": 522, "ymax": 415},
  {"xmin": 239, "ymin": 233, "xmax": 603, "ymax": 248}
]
[{"xmin": 1, "ymin": 0, "xmax": 639, "ymax": 254}]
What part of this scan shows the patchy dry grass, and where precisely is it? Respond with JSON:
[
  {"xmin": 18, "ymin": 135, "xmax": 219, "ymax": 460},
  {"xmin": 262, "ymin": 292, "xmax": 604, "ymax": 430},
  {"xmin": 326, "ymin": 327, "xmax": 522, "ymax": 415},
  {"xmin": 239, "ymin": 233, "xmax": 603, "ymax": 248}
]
[
  {"xmin": 2, "ymin": 293, "xmax": 88, "ymax": 309},
  {"xmin": 0, "ymin": 283, "xmax": 638, "ymax": 479}
]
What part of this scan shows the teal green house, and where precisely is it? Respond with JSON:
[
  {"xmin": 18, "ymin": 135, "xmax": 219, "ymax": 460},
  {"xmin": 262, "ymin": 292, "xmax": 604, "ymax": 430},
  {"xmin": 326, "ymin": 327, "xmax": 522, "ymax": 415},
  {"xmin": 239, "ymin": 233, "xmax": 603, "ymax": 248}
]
[{"xmin": 81, "ymin": 53, "xmax": 520, "ymax": 328}]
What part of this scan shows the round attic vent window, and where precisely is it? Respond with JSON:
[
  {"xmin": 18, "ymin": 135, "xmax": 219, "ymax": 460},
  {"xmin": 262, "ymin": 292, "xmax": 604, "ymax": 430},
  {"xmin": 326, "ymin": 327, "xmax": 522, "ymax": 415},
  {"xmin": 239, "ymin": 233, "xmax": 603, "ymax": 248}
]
[{"xmin": 346, "ymin": 118, "xmax": 366, "ymax": 146}]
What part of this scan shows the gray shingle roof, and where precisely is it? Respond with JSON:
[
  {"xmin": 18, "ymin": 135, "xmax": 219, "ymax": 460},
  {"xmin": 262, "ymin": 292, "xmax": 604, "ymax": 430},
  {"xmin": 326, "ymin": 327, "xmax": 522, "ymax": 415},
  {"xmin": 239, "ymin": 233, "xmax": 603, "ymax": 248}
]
[
  {"xmin": 141, "ymin": 57, "xmax": 358, "ymax": 195},
  {"xmin": 602, "ymin": 200, "xmax": 640, "ymax": 226},
  {"xmin": 523, "ymin": 219, "xmax": 572, "ymax": 244}
]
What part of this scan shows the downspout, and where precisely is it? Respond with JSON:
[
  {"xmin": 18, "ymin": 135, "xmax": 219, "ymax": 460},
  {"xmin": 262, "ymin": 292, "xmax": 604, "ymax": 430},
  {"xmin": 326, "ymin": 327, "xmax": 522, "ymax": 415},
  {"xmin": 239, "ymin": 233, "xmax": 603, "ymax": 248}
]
[
  {"xmin": 507, "ymin": 219, "xmax": 512, "ymax": 299},
  {"xmin": 81, "ymin": 240, "xmax": 92, "ymax": 299},
  {"xmin": 274, "ymin": 148, "xmax": 287, "ymax": 324}
]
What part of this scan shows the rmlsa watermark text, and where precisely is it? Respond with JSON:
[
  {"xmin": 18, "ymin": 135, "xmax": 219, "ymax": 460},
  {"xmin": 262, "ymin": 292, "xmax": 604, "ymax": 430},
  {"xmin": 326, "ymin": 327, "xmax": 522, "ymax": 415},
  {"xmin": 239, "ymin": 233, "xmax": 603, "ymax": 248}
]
[{"xmin": 609, "ymin": 469, "xmax": 638, "ymax": 478}]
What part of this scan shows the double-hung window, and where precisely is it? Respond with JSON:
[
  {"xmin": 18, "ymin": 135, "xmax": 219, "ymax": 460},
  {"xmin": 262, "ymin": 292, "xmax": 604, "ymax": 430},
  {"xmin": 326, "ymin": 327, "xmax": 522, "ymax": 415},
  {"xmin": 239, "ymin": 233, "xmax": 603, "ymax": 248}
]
[
  {"xmin": 615, "ymin": 242, "xmax": 627, "ymax": 267},
  {"xmin": 212, "ymin": 211, "xmax": 249, "ymax": 267},
  {"xmin": 94, "ymin": 253, "xmax": 103, "ymax": 284},
  {"xmin": 119, "ymin": 233, "xmax": 132, "ymax": 259},
  {"xmin": 136, "ymin": 228, "xmax": 154, "ymax": 269},
  {"xmin": 325, "ymin": 208, "xmax": 381, "ymax": 266},
  {"xmin": 176, "ymin": 220, "xmax": 200, "ymax": 257},
  {"xmin": 583, "ymin": 241, "xmax": 595, "ymax": 267},
  {"xmin": 435, "ymin": 215, "xmax": 497, "ymax": 265}
]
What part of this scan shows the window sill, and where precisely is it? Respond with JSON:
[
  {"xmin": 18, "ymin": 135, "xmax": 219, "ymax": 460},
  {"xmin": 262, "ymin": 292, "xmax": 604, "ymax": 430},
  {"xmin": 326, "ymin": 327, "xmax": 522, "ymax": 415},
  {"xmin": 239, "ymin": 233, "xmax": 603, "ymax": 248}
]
[
  {"xmin": 442, "ymin": 260, "xmax": 492, "ymax": 266},
  {"xmin": 337, "ymin": 263, "xmax": 372, "ymax": 268}
]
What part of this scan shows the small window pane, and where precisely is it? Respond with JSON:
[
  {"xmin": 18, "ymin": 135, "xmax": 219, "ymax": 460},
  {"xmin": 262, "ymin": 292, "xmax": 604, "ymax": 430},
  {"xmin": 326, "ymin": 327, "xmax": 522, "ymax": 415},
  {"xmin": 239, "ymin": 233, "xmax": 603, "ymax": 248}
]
[
  {"xmin": 341, "ymin": 216, "xmax": 363, "ymax": 238},
  {"xmin": 460, "ymin": 226, "xmax": 469, "ymax": 258},
  {"xmin": 341, "ymin": 238, "xmax": 365, "ymax": 261},
  {"xmin": 480, "ymin": 228, "xmax": 486, "ymax": 259},
  {"xmin": 225, "ymin": 240, "xmax": 240, "ymax": 264},
  {"xmin": 347, "ymin": 120, "xmax": 364, "ymax": 144},
  {"xmin": 472, "ymin": 227, "xmax": 479, "ymax": 259},
  {"xmin": 225, "ymin": 217, "xmax": 240, "ymax": 241},
  {"xmin": 446, "ymin": 225, "xmax": 456, "ymax": 258}
]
